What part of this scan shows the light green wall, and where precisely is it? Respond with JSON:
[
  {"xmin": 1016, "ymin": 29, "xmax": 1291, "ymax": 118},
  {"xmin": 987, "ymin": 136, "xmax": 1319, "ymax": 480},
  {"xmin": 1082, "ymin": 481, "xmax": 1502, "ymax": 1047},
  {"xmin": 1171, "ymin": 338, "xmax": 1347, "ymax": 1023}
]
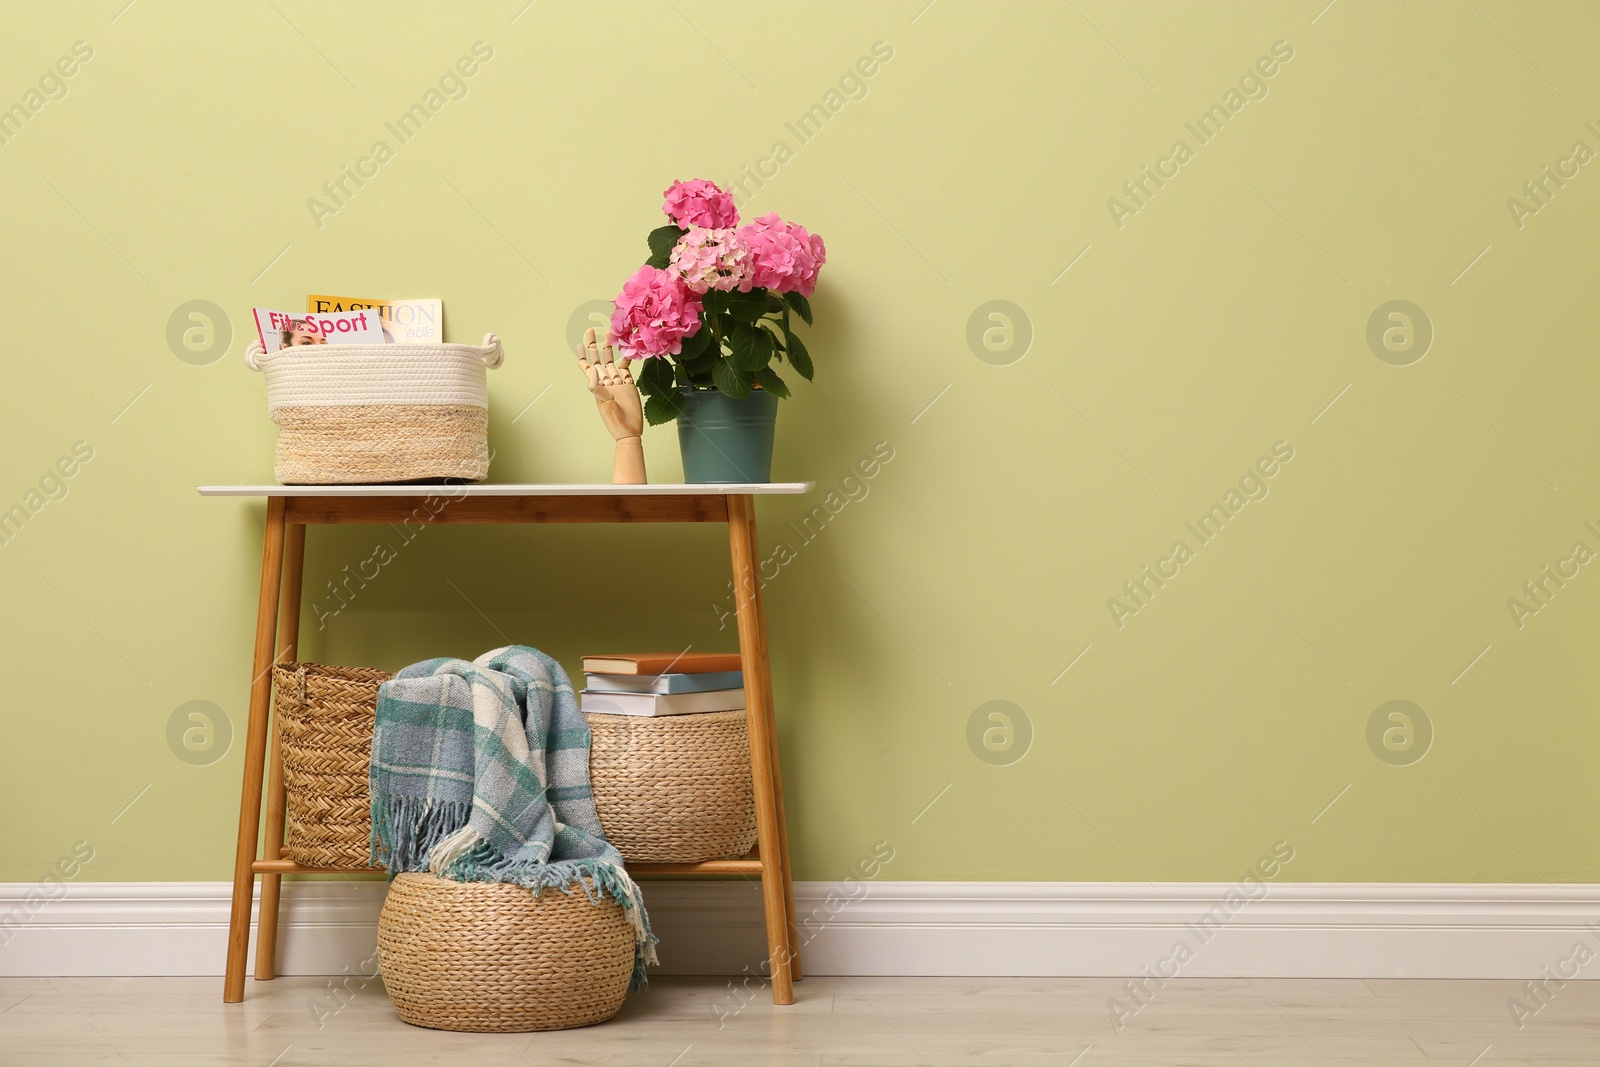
[{"xmin": 2, "ymin": 1, "xmax": 1597, "ymax": 887}]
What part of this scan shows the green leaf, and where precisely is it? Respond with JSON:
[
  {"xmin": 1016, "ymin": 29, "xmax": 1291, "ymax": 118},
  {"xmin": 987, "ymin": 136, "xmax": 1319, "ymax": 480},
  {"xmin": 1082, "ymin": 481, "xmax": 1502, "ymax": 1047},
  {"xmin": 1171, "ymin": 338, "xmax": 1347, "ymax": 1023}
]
[
  {"xmin": 712, "ymin": 356, "xmax": 751, "ymax": 399},
  {"xmin": 645, "ymin": 391, "xmax": 686, "ymax": 425},
  {"xmin": 754, "ymin": 366, "xmax": 790, "ymax": 398},
  {"xmin": 749, "ymin": 326, "xmax": 773, "ymax": 369},
  {"xmin": 785, "ymin": 329, "xmax": 814, "ymax": 381},
  {"xmin": 682, "ymin": 348, "xmax": 718, "ymax": 376},
  {"xmin": 727, "ymin": 322, "xmax": 754, "ymax": 368},
  {"xmin": 724, "ymin": 289, "xmax": 767, "ymax": 323},
  {"xmin": 701, "ymin": 290, "xmax": 730, "ymax": 316},
  {"xmin": 647, "ymin": 225, "xmax": 685, "ymax": 269},
  {"xmin": 784, "ymin": 291, "xmax": 813, "ymax": 326},
  {"xmin": 635, "ymin": 355, "xmax": 673, "ymax": 396},
  {"xmin": 678, "ymin": 325, "xmax": 713, "ymax": 360},
  {"xmin": 762, "ymin": 323, "xmax": 785, "ymax": 353},
  {"xmin": 730, "ymin": 324, "xmax": 771, "ymax": 371}
]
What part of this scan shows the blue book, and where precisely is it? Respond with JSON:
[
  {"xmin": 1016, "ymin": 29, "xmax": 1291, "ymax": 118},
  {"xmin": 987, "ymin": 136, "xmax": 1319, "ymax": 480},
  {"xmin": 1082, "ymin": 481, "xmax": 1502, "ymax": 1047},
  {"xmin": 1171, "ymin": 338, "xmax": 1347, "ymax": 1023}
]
[{"xmin": 584, "ymin": 670, "xmax": 743, "ymax": 695}]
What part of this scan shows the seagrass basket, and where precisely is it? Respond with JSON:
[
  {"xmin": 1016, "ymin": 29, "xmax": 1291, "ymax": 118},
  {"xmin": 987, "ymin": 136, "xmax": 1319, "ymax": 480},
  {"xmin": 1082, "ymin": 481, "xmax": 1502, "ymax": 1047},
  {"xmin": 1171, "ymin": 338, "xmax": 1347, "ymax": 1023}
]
[
  {"xmin": 378, "ymin": 872, "xmax": 634, "ymax": 1032},
  {"xmin": 586, "ymin": 709, "xmax": 758, "ymax": 863},
  {"xmin": 272, "ymin": 662, "xmax": 391, "ymax": 868},
  {"xmin": 245, "ymin": 334, "xmax": 504, "ymax": 484}
]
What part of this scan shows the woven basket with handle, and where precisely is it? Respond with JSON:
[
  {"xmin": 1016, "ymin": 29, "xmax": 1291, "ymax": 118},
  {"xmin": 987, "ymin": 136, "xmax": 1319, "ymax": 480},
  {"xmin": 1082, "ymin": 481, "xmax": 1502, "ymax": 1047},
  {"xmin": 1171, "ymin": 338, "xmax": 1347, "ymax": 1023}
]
[
  {"xmin": 378, "ymin": 872, "xmax": 634, "ymax": 1032},
  {"xmin": 245, "ymin": 334, "xmax": 504, "ymax": 484},
  {"xmin": 272, "ymin": 662, "xmax": 391, "ymax": 869},
  {"xmin": 586, "ymin": 709, "xmax": 758, "ymax": 863}
]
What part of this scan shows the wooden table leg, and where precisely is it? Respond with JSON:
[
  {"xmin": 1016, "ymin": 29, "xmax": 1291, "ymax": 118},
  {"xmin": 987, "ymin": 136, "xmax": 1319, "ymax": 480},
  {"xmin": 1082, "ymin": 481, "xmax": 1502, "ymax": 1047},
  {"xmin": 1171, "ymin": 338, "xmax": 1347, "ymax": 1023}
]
[
  {"xmin": 728, "ymin": 495, "xmax": 794, "ymax": 1005},
  {"xmin": 749, "ymin": 562, "xmax": 802, "ymax": 983},
  {"xmin": 254, "ymin": 522, "xmax": 305, "ymax": 981},
  {"xmin": 224, "ymin": 497, "xmax": 288, "ymax": 1003}
]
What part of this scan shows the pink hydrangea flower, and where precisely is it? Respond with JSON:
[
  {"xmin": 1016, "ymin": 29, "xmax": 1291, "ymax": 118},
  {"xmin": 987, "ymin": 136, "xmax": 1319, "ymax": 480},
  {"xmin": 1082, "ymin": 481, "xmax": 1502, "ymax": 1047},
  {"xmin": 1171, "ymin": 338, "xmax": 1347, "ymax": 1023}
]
[
  {"xmin": 608, "ymin": 265, "xmax": 704, "ymax": 359},
  {"xmin": 794, "ymin": 230, "xmax": 826, "ymax": 297},
  {"xmin": 662, "ymin": 179, "xmax": 739, "ymax": 230},
  {"xmin": 668, "ymin": 227, "xmax": 752, "ymax": 294},
  {"xmin": 738, "ymin": 213, "xmax": 827, "ymax": 297}
]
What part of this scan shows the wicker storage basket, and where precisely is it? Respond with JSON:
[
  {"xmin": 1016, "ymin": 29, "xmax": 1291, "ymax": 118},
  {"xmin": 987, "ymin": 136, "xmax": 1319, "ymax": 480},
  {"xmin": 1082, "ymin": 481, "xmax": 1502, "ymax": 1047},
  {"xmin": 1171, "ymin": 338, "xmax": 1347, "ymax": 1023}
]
[
  {"xmin": 245, "ymin": 334, "xmax": 504, "ymax": 484},
  {"xmin": 587, "ymin": 709, "xmax": 757, "ymax": 863},
  {"xmin": 272, "ymin": 662, "xmax": 391, "ymax": 869},
  {"xmin": 378, "ymin": 872, "xmax": 634, "ymax": 1032}
]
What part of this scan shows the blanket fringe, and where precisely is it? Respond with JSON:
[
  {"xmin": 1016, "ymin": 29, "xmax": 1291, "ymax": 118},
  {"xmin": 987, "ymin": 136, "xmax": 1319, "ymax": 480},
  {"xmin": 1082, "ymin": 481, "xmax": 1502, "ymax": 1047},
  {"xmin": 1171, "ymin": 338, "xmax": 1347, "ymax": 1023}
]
[
  {"xmin": 370, "ymin": 794, "xmax": 473, "ymax": 874},
  {"xmin": 426, "ymin": 825, "xmax": 483, "ymax": 877}
]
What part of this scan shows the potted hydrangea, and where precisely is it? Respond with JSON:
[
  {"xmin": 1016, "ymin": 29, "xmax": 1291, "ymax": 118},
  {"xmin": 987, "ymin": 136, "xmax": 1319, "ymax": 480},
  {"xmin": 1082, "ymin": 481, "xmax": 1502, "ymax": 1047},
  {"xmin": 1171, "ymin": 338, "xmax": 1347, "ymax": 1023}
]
[{"xmin": 607, "ymin": 179, "xmax": 825, "ymax": 483}]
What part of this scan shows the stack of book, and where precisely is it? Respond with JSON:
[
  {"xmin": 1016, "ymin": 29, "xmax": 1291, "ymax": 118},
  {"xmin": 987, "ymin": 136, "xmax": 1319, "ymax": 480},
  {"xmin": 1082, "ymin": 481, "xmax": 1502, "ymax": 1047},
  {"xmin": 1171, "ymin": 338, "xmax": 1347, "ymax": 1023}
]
[{"xmin": 580, "ymin": 652, "xmax": 744, "ymax": 717}]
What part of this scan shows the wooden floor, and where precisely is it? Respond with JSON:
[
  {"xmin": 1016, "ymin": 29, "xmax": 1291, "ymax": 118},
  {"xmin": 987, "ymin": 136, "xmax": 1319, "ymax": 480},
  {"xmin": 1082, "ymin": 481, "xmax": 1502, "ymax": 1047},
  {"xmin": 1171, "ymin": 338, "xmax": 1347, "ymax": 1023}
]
[{"xmin": 3, "ymin": 975, "xmax": 1598, "ymax": 1065}]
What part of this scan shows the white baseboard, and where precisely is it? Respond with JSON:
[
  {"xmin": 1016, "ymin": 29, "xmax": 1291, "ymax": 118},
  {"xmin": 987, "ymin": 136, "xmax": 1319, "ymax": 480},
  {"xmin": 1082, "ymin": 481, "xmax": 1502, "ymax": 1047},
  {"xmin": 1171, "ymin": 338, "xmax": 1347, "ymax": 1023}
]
[{"xmin": 4, "ymin": 880, "xmax": 1599, "ymax": 979}]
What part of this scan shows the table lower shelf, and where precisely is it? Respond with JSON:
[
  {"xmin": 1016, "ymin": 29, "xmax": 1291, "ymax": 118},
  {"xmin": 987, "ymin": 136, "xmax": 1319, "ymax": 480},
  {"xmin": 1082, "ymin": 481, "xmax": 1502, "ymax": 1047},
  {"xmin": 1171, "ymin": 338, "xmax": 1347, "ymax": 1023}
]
[
  {"xmin": 630, "ymin": 851, "xmax": 761, "ymax": 876},
  {"xmin": 251, "ymin": 849, "xmax": 763, "ymax": 877}
]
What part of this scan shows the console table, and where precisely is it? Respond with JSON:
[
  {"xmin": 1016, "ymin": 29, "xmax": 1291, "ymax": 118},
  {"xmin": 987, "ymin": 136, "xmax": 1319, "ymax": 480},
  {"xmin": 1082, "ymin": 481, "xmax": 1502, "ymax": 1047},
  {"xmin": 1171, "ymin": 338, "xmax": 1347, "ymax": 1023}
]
[{"xmin": 200, "ymin": 483, "xmax": 812, "ymax": 1005}]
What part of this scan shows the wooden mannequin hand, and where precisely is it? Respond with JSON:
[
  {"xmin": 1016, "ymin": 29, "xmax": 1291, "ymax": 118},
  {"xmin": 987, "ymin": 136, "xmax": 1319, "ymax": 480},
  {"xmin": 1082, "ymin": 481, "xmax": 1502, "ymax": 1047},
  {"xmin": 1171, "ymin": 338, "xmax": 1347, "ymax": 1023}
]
[
  {"xmin": 576, "ymin": 327, "xmax": 646, "ymax": 484},
  {"xmin": 577, "ymin": 327, "xmax": 644, "ymax": 440}
]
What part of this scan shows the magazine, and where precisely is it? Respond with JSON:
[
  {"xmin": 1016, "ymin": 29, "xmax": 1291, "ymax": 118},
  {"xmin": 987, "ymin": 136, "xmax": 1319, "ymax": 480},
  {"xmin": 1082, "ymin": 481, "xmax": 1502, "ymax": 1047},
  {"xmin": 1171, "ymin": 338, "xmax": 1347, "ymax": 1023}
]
[
  {"xmin": 307, "ymin": 295, "xmax": 442, "ymax": 343},
  {"xmin": 251, "ymin": 308, "xmax": 388, "ymax": 353}
]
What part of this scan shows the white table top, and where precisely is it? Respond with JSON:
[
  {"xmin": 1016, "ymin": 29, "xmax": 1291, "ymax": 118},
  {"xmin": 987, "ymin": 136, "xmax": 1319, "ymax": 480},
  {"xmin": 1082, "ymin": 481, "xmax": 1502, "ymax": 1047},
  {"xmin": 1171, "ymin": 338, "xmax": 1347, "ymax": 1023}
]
[{"xmin": 198, "ymin": 483, "xmax": 813, "ymax": 497}]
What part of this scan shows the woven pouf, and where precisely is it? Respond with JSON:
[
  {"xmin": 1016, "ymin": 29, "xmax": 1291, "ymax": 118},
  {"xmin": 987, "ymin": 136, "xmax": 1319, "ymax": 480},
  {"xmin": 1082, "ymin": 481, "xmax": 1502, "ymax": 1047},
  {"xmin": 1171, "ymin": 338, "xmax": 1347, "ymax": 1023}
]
[
  {"xmin": 587, "ymin": 709, "xmax": 758, "ymax": 863},
  {"xmin": 377, "ymin": 873, "xmax": 635, "ymax": 1032},
  {"xmin": 273, "ymin": 663, "xmax": 392, "ymax": 868}
]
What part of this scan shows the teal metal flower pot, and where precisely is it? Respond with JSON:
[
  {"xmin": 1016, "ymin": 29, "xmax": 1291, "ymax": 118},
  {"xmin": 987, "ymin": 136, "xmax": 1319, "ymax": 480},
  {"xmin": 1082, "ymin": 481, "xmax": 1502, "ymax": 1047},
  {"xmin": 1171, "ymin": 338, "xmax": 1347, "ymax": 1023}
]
[{"xmin": 677, "ymin": 389, "xmax": 779, "ymax": 484}]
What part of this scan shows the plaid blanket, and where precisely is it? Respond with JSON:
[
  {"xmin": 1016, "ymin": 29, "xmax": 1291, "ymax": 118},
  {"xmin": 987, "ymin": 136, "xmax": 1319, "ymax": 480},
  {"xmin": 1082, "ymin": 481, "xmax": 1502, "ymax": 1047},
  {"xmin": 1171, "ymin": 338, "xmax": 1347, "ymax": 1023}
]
[{"xmin": 370, "ymin": 645, "xmax": 656, "ymax": 986}]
